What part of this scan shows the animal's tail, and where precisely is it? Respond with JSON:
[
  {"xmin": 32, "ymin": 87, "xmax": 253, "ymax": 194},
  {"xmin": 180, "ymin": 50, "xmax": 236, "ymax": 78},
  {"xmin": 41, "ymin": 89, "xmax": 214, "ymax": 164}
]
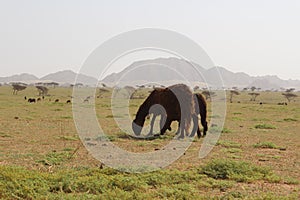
[{"xmin": 195, "ymin": 93, "xmax": 208, "ymax": 134}]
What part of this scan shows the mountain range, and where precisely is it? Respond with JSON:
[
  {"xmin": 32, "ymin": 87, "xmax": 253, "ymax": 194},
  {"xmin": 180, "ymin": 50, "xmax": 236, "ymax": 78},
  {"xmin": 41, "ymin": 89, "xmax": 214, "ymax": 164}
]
[
  {"xmin": 0, "ymin": 70, "xmax": 98, "ymax": 86},
  {"xmin": 102, "ymin": 57, "xmax": 300, "ymax": 90},
  {"xmin": 1, "ymin": 57, "xmax": 299, "ymax": 90}
]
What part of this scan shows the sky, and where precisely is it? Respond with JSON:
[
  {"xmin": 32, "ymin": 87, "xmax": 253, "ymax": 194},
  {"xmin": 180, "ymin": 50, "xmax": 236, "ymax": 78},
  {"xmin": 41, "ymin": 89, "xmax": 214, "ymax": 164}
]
[{"xmin": 0, "ymin": 0, "xmax": 300, "ymax": 80}]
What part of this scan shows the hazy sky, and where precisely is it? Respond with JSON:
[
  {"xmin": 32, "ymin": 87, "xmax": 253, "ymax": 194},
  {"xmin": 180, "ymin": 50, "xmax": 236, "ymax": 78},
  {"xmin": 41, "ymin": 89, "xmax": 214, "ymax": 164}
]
[{"xmin": 0, "ymin": 0, "xmax": 300, "ymax": 80}]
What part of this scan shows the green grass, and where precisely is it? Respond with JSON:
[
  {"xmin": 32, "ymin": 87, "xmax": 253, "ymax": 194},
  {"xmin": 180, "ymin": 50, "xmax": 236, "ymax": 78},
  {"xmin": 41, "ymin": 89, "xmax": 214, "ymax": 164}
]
[
  {"xmin": 217, "ymin": 140, "xmax": 242, "ymax": 148},
  {"xmin": 58, "ymin": 135, "xmax": 79, "ymax": 141},
  {"xmin": 253, "ymin": 141, "xmax": 282, "ymax": 149},
  {"xmin": 199, "ymin": 159, "xmax": 278, "ymax": 183},
  {"xmin": 37, "ymin": 151, "xmax": 73, "ymax": 166},
  {"xmin": 0, "ymin": 132, "xmax": 11, "ymax": 138},
  {"xmin": 283, "ymin": 118, "xmax": 298, "ymax": 122},
  {"xmin": 1, "ymin": 161, "xmax": 286, "ymax": 199},
  {"xmin": 254, "ymin": 123, "xmax": 276, "ymax": 129},
  {"xmin": 0, "ymin": 86, "xmax": 299, "ymax": 199}
]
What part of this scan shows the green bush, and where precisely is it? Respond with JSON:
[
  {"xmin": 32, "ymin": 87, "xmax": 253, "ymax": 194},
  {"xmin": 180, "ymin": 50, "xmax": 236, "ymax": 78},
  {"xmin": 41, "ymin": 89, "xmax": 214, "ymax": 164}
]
[
  {"xmin": 254, "ymin": 141, "xmax": 280, "ymax": 149},
  {"xmin": 199, "ymin": 159, "xmax": 274, "ymax": 183},
  {"xmin": 255, "ymin": 123, "xmax": 276, "ymax": 129}
]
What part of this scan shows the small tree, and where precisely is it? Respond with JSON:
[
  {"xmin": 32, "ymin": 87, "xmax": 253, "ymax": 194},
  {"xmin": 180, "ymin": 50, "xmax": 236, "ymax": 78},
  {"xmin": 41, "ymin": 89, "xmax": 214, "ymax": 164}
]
[
  {"xmin": 282, "ymin": 93, "xmax": 298, "ymax": 102},
  {"xmin": 248, "ymin": 92, "xmax": 260, "ymax": 101},
  {"xmin": 12, "ymin": 84, "xmax": 26, "ymax": 95},
  {"xmin": 202, "ymin": 90, "xmax": 216, "ymax": 101},
  {"xmin": 229, "ymin": 90, "xmax": 240, "ymax": 103},
  {"xmin": 193, "ymin": 86, "xmax": 200, "ymax": 92},
  {"xmin": 285, "ymin": 88, "xmax": 295, "ymax": 93},
  {"xmin": 36, "ymin": 86, "xmax": 49, "ymax": 96},
  {"xmin": 250, "ymin": 86, "xmax": 256, "ymax": 91}
]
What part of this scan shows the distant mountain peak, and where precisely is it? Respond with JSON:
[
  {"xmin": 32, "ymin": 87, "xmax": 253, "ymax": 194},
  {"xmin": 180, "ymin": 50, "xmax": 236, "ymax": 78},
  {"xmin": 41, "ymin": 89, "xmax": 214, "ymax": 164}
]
[
  {"xmin": 0, "ymin": 69, "xmax": 97, "ymax": 85},
  {"xmin": 101, "ymin": 57, "xmax": 300, "ymax": 89},
  {"xmin": 0, "ymin": 58, "xmax": 299, "ymax": 89}
]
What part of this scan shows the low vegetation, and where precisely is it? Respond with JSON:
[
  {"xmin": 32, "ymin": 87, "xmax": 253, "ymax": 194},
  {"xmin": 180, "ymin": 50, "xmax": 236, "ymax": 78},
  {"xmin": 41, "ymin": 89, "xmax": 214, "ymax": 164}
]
[
  {"xmin": 0, "ymin": 86, "xmax": 299, "ymax": 199},
  {"xmin": 1, "ymin": 159, "xmax": 297, "ymax": 199}
]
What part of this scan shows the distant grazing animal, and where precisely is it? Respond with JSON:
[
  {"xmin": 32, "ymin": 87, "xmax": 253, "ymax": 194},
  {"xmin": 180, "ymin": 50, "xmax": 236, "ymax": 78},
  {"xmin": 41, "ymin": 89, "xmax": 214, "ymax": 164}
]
[
  {"xmin": 24, "ymin": 96, "xmax": 27, "ymax": 100},
  {"xmin": 132, "ymin": 84, "xmax": 196, "ymax": 139},
  {"xmin": 66, "ymin": 100, "xmax": 71, "ymax": 104},
  {"xmin": 277, "ymin": 102, "xmax": 287, "ymax": 105},
  {"xmin": 28, "ymin": 98, "xmax": 36, "ymax": 103},
  {"xmin": 83, "ymin": 98, "xmax": 89, "ymax": 103},
  {"xmin": 152, "ymin": 92, "xmax": 208, "ymax": 138},
  {"xmin": 55, "ymin": 99, "xmax": 59, "ymax": 103},
  {"xmin": 37, "ymin": 97, "xmax": 41, "ymax": 102}
]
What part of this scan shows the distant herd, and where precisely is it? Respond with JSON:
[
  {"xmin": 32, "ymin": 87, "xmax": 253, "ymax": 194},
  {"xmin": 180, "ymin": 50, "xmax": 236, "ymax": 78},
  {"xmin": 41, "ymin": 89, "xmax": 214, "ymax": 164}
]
[{"xmin": 25, "ymin": 95, "xmax": 71, "ymax": 104}]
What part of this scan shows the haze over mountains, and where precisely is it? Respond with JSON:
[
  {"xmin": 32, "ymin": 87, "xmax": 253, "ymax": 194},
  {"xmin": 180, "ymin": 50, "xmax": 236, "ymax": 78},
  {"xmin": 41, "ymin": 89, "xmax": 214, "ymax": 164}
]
[
  {"xmin": 102, "ymin": 57, "xmax": 300, "ymax": 90},
  {"xmin": 1, "ymin": 57, "xmax": 299, "ymax": 90}
]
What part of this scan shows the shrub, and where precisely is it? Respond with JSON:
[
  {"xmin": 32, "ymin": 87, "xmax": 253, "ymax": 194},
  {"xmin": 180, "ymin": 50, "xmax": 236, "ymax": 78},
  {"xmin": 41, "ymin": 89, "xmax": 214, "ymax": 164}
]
[
  {"xmin": 254, "ymin": 142, "xmax": 280, "ymax": 149},
  {"xmin": 199, "ymin": 159, "xmax": 273, "ymax": 182},
  {"xmin": 255, "ymin": 124, "xmax": 276, "ymax": 129}
]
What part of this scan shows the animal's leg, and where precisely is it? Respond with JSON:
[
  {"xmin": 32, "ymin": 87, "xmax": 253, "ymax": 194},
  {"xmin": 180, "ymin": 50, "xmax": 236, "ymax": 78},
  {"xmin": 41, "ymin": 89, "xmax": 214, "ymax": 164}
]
[
  {"xmin": 190, "ymin": 114, "xmax": 199, "ymax": 138},
  {"xmin": 175, "ymin": 121, "xmax": 180, "ymax": 135},
  {"xmin": 160, "ymin": 117, "xmax": 171, "ymax": 135},
  {"xmin": 178, "ymin": 121, "xmax": 185, "ymax": 139},
  {"xmin": 201, "ymin": 118, "xmax": 208, "ymax": 136},
  {"xmin": 148, "ymin": 114, "xmax": 156, "ymax": 135}
]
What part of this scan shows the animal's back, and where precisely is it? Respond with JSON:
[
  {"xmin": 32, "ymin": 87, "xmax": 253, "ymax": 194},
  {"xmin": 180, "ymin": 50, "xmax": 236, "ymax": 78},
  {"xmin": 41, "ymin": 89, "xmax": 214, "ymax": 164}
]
[{"xmin": 163, "ymin": 84, "xmax": 194, "ymax": 127}]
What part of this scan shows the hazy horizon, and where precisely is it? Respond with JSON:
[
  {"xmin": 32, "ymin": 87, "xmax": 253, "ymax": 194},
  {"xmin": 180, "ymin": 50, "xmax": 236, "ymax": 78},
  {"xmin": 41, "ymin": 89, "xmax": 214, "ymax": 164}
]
[{"xmin": 1, "ymin": 1, "xmax": 300, "ymax": 80}]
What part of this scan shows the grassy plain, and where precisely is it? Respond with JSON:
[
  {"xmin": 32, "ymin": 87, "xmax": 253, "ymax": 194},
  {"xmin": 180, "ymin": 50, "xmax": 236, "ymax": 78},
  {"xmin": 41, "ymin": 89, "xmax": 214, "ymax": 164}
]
[{"xmin": 0, "ymin": 85, "xmax": 299, "ymax": 199}]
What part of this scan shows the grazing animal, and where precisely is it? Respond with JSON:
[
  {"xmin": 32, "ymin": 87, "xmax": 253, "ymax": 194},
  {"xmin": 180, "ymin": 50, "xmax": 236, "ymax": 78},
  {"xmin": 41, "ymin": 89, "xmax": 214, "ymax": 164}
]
[
  {"xmin": 83, "ymin": 98, "xmax": 89, "ymax": 103},
  {"xmin": 28, "ymin": 98, "xmax": 36, "ymax": 103},
  {"xmin": 24, "ymin": 96, "xmax": 27, "ymax": 100},
  {"xmin": 55, "ymin": 99, "xmax": 59, "ymax": 103},
  {"xmin": 154, "ymin": 93, "xmax": 208, "ymax": 138},
  {"xmin": 132, "ymin": 84, "xmax": 195, "ymax": 139},
  {"xmin": 37, "ymin": 97, "xmax": 41, "ymax": 102},
  {"xmin": 66, "ymin": 100, "xmax": 71, "ymax": 104},
  {"xmin": 277, "ymin": 102, "xmax": 287, "ymax": 105}
]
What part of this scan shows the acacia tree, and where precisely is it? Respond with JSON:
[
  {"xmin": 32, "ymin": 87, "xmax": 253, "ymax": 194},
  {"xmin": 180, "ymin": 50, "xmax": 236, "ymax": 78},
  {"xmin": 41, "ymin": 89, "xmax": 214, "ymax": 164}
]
[
  {"xmin": 202, "ymin": 90, "xmax": 216, "ymax": 101},
  {"xmin": 12, "ymin": 84, "xmax": 27, "ymax": 95},
  {"xmin": 282, "ymin": 93, "xmax": 298, "ymax": 102},
  {"xmin": 285, "ymin": 88, "xmax": 295, "ymax": 93},
  {"xmin": 193, "ymin": 86, "xmax": 200, "ymax": 92},
  {"xmin": 229, "ymin": 90, "xmax": 240, "ymax": 103},
  {"xmin": 248, "ymin": 92, "xmax": 260, "ymax": 101},
  {"xmin": 36, "ymin": 86, "xmax": 49, "ymax": 96},
  {"xmin": 250, "ymin": 86, "xmax": 256, "ymax": 91}
]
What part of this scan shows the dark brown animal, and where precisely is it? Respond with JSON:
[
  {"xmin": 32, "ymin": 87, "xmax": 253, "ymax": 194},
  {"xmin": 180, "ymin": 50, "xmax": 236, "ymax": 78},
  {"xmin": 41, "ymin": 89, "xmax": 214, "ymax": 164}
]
[
  {"xmin": 132, "ymin": 84, "xmax": 195, "ymax": 139},
  {"xmin": 66, "ymin": 100, "xmax": 71, "ymax": 104},
  {"xmin": 54, "ymin": 99, "xmax": 59, "ymax": 103},
  {"xmin": 28, "ymin": 98, "xmax": 36, "ymax": 103},
  {"xmin": 153, "ymin": 93, "xmax": 208, "ymax": 138},
  {"xmin": 37, "ymin": 97, "xmax": 41, "ymax": 102}
]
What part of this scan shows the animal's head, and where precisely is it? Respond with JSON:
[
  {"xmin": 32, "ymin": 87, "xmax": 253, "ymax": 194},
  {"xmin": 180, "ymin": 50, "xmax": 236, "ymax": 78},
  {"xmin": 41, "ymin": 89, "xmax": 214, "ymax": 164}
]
[{"xmin": 132, "ymin": 118, "xmax": 145, "ymax": 136}]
